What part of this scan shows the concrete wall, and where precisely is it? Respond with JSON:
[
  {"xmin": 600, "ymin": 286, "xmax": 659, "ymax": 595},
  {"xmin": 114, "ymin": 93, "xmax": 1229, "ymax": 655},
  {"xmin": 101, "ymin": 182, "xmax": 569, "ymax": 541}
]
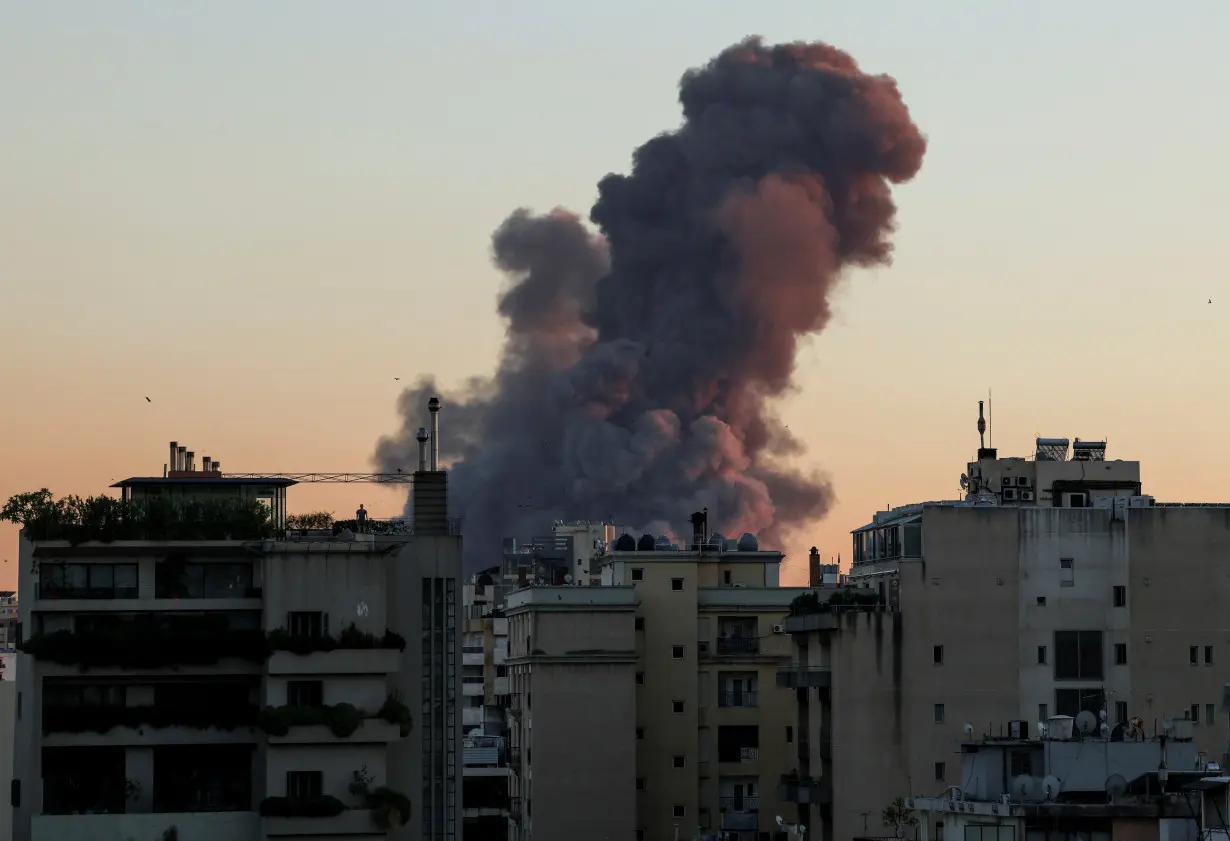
[
  {"xmin": 31, "ymin": 811, "xmax": 261, "ymax": 841},
  {"xmin": 263, "ymin": 550, "xmax": 389, "ymax": 635}
]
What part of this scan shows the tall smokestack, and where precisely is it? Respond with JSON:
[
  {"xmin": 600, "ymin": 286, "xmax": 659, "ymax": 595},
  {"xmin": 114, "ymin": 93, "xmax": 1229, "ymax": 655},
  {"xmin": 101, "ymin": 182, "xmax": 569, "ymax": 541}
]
[
  {"xmin": 212, "ymin": 461, "xmax": 221, "ymax": 474},
  {"xmin": 416, "ymin": 428, "xmax": 429, "ymax": 472},
  {"xmin": 177, "ymin": 447, "xmax": 186, "ymax": 472},
  {"xmin": 809, "ymin": 546, "xmax": 821, "ymax": 587},
  {"xmin": 186, "ymin": 451, "xmax": 195, "ymax": 472},
  {"xmin": 202, "ymin": 456, "xmax": 211, "ymax": 472},
  {"xmin": 169, "ymin": 442, "xmax": 178, "ymax": 472},
  {"xmin": 428, "ymin": 397, "xmax": 441, "ymax": 472}
]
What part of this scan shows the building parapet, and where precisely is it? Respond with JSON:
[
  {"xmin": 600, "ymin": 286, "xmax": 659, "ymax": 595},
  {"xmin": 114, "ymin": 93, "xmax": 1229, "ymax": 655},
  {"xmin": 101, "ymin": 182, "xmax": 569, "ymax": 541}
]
[
  {"xmin": 504, "ymin": 585, "xmax": 637, "ymax": 613},
  {"xmin": 697, "ymin": 587, "xmax": 810, "ymax": 610}
]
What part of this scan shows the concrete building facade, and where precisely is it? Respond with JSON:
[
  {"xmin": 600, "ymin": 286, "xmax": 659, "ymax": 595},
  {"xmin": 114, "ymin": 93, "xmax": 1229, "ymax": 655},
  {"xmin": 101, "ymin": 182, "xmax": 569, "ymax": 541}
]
[
  {"xmin": 9, "ymin": 424, "xmax": 462, "ymax": 841},
  {"xmin": 783, "ymin": 432, "xmax": 1230, "ymax": 841}
]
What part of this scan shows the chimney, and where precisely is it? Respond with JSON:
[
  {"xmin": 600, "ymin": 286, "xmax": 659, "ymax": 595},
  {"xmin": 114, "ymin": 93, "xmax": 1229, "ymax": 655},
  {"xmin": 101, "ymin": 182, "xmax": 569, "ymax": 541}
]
[
  {"xmin": 169, "ymin": 442, "xmax": 178, "ymax": 472},
  {"xmin": 212, "ymin": 461, "xmax": 221, "ymax": 474},
  {"xmin": 416, "ymin": 428, "xmax": 429, "ymax": 472},
  {"xmin": 428, "ymin": 397, "xmax": 441, "ymax": 472},
  {"xmin": 202, "ymin": 456, "xmax": 211, "ymax": 472},
  {"xmin": 414, "ymin": 399, "xmax": 450, "ymax": 535},
  {"xmin": 809, "ymin": 547, "xmax": 822, "ymax": 587},
  {"xmin": 690, "ymin": 509, "xmax": 709, "ymax": 550},
  {"xmin": 186, "ymin": 451, "xmax": 195, "ymax": 472},
  {"xmin": 177, "ymin": 447, "xmax": 186, "ymax": 472}
]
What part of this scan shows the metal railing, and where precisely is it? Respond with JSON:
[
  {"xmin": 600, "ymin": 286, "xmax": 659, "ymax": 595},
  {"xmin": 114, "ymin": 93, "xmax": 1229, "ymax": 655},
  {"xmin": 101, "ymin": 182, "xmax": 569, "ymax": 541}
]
[
  {"xmin": 719, "ymin": 796, "xmax": 758, "ymax": 813},
  {"xmin": 716, "ymin": 637, "xmax": 759, "ymax": 655},
  {"xmin": 719, "ymin": 691, "xmax": 758, "ymax": 708}
]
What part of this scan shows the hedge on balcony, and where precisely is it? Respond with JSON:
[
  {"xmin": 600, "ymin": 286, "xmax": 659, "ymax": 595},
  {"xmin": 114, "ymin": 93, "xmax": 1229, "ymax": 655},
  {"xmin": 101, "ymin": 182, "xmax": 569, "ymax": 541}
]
[
  {"xmin": 367, "ymin": 787, "xmax": 412, "ymax": 829},
  {"xmin": 257, "ymin": 703, "xmax": 364, "ymax": 738},
  {"xmin": 258, "ymin": 795, "xmax": 347, "ymax": 818},
  {"xmin": 42, "ymin": 703, "xmax": 259, "ymax": 735},
  {"xmin": 19, "ymin": 615, "xmax": 269, "ymax": 669},
  {"xmin": 1, "ymin": 489, "xmax": 275, "ymax": 543},
  {"xmin": 377, "ymin": 694, "xmax": 413, "ymax": 737},
  {"xmin": 788, "ymin": 588, "xmax": 880, "ymax": 616},
  {"xmin": 267, "ymin": 623, "xmax": 407, "ymax": 655}
]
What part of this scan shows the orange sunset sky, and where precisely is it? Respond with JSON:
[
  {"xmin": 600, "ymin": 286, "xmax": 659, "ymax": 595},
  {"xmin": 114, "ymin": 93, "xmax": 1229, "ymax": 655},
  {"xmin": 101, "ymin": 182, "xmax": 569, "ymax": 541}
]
[{"xmin": 3, "ymin": 4, "xmax": 1230, "ymax": 590}]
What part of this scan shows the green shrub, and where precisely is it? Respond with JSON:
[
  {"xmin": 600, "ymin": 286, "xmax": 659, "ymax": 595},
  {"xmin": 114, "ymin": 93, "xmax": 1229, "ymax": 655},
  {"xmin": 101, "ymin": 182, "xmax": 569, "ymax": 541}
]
[
  {"xmin": 377, "ymin": 694, "xmax": 413, "ymax": 737},
  {"xmin": 367, "ymin": 787, "xmax": 411, "ymax": 829},
  {"xmin": 42, "ymin": 703, "xmax": 259, "ymax": 735},
  {"xmin": 267, "ymin": 623, "xmax": 406, "ymax": 655},
  {"xmin": 20, "ymin": 615, "xmax": 269, "ymax": 669},
  {"xmin": 258, "ymin": 703, "xmax": 363, "ymax": 739}
]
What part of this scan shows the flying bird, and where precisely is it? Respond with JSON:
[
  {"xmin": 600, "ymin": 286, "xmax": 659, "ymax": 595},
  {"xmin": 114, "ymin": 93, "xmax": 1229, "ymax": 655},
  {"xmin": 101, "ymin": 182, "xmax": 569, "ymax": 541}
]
[
  {"xmin": 394, "ymin": 377, "xmax": 400, "ymax": 381},
  {"xmin": 145, "ymin": 396, "xmax": 151, "ymax": 402}
]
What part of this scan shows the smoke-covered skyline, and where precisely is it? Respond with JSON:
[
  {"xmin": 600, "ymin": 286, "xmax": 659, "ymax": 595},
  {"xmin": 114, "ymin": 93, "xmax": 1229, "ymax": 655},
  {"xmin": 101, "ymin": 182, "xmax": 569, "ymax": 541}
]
[{"xmin": 375, "ymin": 36, "xmax": 927, "ymax": 570}]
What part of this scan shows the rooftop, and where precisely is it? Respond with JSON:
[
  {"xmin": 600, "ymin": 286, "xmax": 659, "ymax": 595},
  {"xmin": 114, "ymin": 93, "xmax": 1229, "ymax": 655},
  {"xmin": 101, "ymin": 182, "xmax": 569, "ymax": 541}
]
[{"xmin": 112, "ymin": 476, "xmax": 298, "ymax": 488}]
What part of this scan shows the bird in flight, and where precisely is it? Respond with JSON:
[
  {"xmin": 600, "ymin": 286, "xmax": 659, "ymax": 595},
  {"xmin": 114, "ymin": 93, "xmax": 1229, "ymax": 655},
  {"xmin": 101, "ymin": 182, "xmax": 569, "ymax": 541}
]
[
  {"xmin": 145, "ymin": 396, "xmax": 151, "ymax": 402},
  {"xmin": 394, "ymin": 377, "xmax": 400, "ymax": 381}
]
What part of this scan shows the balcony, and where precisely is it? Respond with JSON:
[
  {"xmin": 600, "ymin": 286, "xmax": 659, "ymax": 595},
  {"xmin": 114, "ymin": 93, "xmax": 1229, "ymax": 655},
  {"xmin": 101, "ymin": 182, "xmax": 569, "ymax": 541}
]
[
  {"xmin": 718, "ymin": 691, "xmax": 758, "ymax": 708},
  {"xmin": 783, "ymin": 613, "xmax": 840, "ymax": 634},
  {"xmin": 776, "ymin": 666, "xmax": 832, "ymax": 689},
  {"xmin": 263, "ymin": 809, "xmax": 381, "ymax": 837},
  {"xmin": 32, "ymin": 811, "xmax": 262, "ymax": 841},
  {"xmin": 266, "ymin": 719, "xmax": 401, "ymax": 745},
  {"xmin": 720, "ymin": 797, "xmax": 759, "ymax": 831},
  {"xmin": 267, "ymin": 648, "xmax": 400, "ymax": 676},
  {"xmin": 777, "ymin": 774, "xmax": 832, "ymax": 804},
  {"xmin": 463, "ymin": 679, "xmax": 485, "ymax": 697},
  {"xmin": 716, "ymin": 637, "xmax": 760, "ymax": 656}
]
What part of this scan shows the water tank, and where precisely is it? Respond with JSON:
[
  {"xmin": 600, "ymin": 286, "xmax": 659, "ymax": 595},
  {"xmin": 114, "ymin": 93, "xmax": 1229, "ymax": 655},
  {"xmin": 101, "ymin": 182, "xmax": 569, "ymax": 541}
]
[
  {"xmin": 614, "ymin": 534, "xmax": 636, "ymax": 552},
  {"xmin": 654, "ymin": 535, "xmax": 674, "ymax": 550},
  {"xmin": 636, "ymin": 534, "xmax": 656, "ymax": 551},
  {"xmin": 1047, "ymin": 715, "xmax": 1075, "ymax": 740},
  {"xmin": 737, "ymin": 533, "xmax": 759, "ymax": 552}
]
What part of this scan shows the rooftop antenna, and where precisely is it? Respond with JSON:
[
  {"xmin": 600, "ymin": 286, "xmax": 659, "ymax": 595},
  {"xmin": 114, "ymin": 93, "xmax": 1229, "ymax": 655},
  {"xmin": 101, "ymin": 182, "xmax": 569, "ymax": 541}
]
[
  {"xmin": 989, "ymin": 388, "xmax": 993, "ymax": 448},
  {"xmin": 977, "ymin": 401, "xmax": 987, "ymax": 449}
]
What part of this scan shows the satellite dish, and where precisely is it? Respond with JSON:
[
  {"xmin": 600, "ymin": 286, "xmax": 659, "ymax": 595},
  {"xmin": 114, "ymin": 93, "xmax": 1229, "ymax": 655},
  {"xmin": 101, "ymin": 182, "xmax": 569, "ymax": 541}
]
[
  {"xmin": 1037, "ymin": 721, "xmax": 1049, "ymax": 739},
  {"xmin": 960, "ymin": 473, "xmax": 970, "ymax": 489},
  {"xmin": 356, "ymin": 601, "xmax": 369, "ymax": 617},
  {"xmin": 1099, "ymin": 722, "xmax": 1110, "ymax": 738},
  {"xmin": 962, "ymin": 723, "xmax": 975, "ymax": 739},
  {"xmin": 1162, "ymin": 716, "xmax": 1176, "ymax": 736},
  {"xmin": 1105, "ymin": 774, "xmax": 1128, "ymax": 802},
  {"xmin": 1012, "ymin": 774, "xmax": 1038, "ymax": 802},
  {"xmin": 1099, "ymin": 709, "xmax": 1107, "ymax": 721},
  {"xmin": 776, "ymin": 817, "xmax": 784, "ymax": 828},
  {"xmin": 1042, "ymin": 776, "xmax": 1062, "ymax": 801},
  {"xmin": 1075, "ymin": 710, "xmax": 1098, "ymax": 735},
  {"xmin": 564, "ymin": 574, "xmax": 573, "ymax": 584}
]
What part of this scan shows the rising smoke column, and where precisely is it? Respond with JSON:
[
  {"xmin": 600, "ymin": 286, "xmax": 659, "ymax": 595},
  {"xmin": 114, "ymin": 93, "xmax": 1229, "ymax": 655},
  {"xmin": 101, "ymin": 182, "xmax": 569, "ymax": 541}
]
[{"xmin": 375, "ymin": 37, "xmax": 927, "ymax": 570}]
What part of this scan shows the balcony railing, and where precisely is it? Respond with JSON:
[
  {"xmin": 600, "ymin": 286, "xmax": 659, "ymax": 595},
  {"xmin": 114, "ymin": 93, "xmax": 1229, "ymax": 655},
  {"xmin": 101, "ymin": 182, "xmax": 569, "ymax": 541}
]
[
  {"xmin": 720, "ymin": 797, "xmax": 759, "ymax": 830},
  {"xmin": 716, "ymin": 637, "xmax": 759, "ymax": 656},
  {"xmin": 777, "ymin": 774, "xmax": 832, "ymax": 804},
  {"xmin": 718, "ymin": 691, "xmax": 758, "ymax": 708},
  {"xmin": 776, "ymin": 666, "xmax": 832, "ymax": 689},
  {"xmin": 719, "ymin": 796, "xmax": 758, "ymax": 813}
]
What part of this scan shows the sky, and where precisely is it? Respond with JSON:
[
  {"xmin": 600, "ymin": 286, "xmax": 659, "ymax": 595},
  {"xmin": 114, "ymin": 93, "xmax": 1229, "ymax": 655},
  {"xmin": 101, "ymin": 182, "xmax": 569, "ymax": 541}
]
[{"xmin": 2, "ymin": 0, "xmax": 1229, "ymax": 589}]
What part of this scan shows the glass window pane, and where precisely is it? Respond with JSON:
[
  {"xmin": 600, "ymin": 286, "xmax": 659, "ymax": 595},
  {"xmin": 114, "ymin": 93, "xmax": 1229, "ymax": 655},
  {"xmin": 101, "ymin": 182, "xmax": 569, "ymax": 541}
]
[
  {"xmin": 114, "ymin": 565, "xmax": 138, "ymax": 597},
  {"xmin": 65, "ymin": 565, "xmax": 88, "ymax": 593},
  {"xmin": 89, "ymin": 565, "xmax": 114, "ymax": 594}
]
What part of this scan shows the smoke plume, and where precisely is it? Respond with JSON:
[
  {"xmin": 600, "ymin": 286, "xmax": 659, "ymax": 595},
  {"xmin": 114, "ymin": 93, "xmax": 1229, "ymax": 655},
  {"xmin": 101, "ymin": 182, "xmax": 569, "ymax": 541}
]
[{"xmin": 375, "ymin": 37, "xmax": 926, "ymax": 570}]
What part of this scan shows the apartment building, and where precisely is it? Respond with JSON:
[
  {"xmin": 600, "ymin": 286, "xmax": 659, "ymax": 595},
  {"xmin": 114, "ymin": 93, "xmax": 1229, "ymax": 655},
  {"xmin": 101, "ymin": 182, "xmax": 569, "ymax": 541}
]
[
  {"xmin": 504, "ymin": 585, "xmax": 639, "ymax": 840},
  {"xmin": 781, "ymin": 426, "xmax": 1230, "ymax": 841},
  {"xmin": 10, "ymin": 418, "xmax": 462, "ymax": 841}
]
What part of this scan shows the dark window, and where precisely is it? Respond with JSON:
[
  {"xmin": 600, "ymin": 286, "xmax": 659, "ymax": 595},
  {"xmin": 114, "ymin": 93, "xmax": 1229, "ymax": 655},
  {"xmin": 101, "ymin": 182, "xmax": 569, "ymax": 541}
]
[
  {"xmin": 966, "ymin": 827, "xmax": 1016, "ymax": 841},
  {"xmin": 785, "ymin": 725, "xmax": 793, "ymax": 743},
  {"xmin": 1116, "ymin": 701, "xmax": 1128, "ymax": 724},
  {"xmin": 672, "ymin": 700, "xmax": 684, "ymax": 714},
  {"xmin": 672, "ymin": 804, "xmax": 686, "ymax": 818},
  {"xmin": 672, "ymin": 755, "xmax": 685, "ymax": 768},
  {"xmin": 1059, "ymin": 558, "xmax": 1074, "ymax": 587},
  {"xmin": 904, "ymin": 524, "xmax": 922, "ymax": 557},
  {"xmin": 933, "ymin": 645, "xmax": 944, "ymax": 665},
  {"xmin": 1055, "ymin": 688, "xmax": 1104, "ymax": 718},
  {"xmin": 1208, "ymin": 704, "xmax": 1217, "ymax": 725},
  {"xmin": 672, "ymin": 645, "xmax": 685, "ymax": 659},
  {"xmin": 934, "ymin": 762, "xmax": 946, "ymax": 781},
  {"xmin": 636, "ymin": 672, "xmax": 645, "ymax": 685},
  {"xmin": 1037, "ymin": 646, "xmax": 1047, "ymax": 665},
  {"xmin": 636, "ymin": 728, "xmax": 644, "ymax": 740},
  {"xmin": 1190, "ymin": 704, "xmax": 1200, "ymax": 724},
  {"xmin": 671, "ymin": 578, "xmax": 684, "ymax": 591},
  {"xmin": 1054, "ymin": 631, "xmax": 1103, "ymax": 680},
  {"xmin": 287, "ymin": 770, "xmax": 321, "ymax": 800},
  {"xmin": 723, "ymin": 570, "xmax": 732, "ymax": 585},
  {"xmin": 1037, "ymin": 597, "xmax": 1046, "ymax": 606},
  {"xmin": 10, "ymin": 779, "xmax": 18, "ymax": 809},
  {"xmin": 287, "ymin": 681, "xmax": 323, "ymax": 707},
  {"xmin": 1206, "ymin": 646, "xmax": 1215, "ymax": 665},
  {"xmin": 935, "ymin": 823, "xmax": 943, "ymax": 841},
  {"xmin": 40, "ymin": 563, "xmax": 139, "ymax": 600},
  {"xmin": 1010, "ymin": 750, "xmax": 1032, "ymax": 776},
  {"xmin": 1113, "ymin": 585, "xmax": 1126, "ymax": 607},
  {"xmin": 1039, "ymin": 703, "xmax": 1048, "ymax": 722},
  {"xmin": 637, "ymin": 831, "xmax": 646, "ymax": 841},
  {"xmin": 717, "ymin": 725, "xmax": 759, "ymax": 763},
  {"xmin": 1190, "ymin": 646, "xmax": 1199, "ymax": 666},
  {"xmin": 934, "ymin": 704, "xmax": 945, "ymax": 723},
  {"xmin": 634, "ymin": 617, "xmax": 645, "ymax": 631},
  {"xmin": 1115, "ymin": 643, "xmax": 1127, "ymax": 665},
  {"xmin": 631, "ymin": 568, "xmax": 644, "ymax": 582},
  {"xmin": 288, "ymin": 611, "xmax": 325, "ymax": 638},
  {"xmin": 635, "ymin": 777, "xmax": 645, "ymax": 791}
]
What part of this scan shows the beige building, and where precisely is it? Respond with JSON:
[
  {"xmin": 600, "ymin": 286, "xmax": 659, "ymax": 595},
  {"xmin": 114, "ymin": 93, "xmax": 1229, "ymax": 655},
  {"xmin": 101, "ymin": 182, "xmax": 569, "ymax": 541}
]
[
  {"xmin": 10, "ymin": 421, "xmax": 463, "ymax": 841},
  {"xmin": 782, "ymin": 430, "xmax": 1230, "ymax": 841}
]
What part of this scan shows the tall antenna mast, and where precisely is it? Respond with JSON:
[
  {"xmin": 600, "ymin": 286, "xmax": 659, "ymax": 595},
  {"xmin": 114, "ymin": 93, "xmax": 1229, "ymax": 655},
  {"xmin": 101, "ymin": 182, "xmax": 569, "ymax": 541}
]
[
  {"xmin": 989, "ymin": 388, "xmax": 993, "ymax": 448},
  {"xmin": 977, "ymin": 401, "xmax": 986, "ymax": 449}
]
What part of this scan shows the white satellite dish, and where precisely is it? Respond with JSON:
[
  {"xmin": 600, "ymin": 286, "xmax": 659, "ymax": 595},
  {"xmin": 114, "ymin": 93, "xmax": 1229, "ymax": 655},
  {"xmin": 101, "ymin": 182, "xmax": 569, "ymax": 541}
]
[
  {"xmin": 564, "ymin": 574, "xmax": 573, "ymax": 584},
  {"xmin": 1099, "ymin": 722, "xmax": 1110, "ymax": 738},
  {"xmin": 1037, "ymin": 721, "xmax": 1049, "ymax": 739},
  {"xmin": 962, "ymin": 723, "xmax": 975, "ymax": 739},
  {"xmin": 1105, "ymin": 774, "xmax": 1128, "ymax": 802},
  {"xmin": 1011, "ymin": 774, "xmax": 1038, "ymax": 802},
  {"xmin": 356, "ymin": 601, "xmax": 369, "ymax": 617},
  {"xmin": 1075, "ymin": 710, "xmax": 1097, "ymax": 735},
  {"xmin": 1042, "ymin": 775, "xmax": 1062, "ymax": 801}
]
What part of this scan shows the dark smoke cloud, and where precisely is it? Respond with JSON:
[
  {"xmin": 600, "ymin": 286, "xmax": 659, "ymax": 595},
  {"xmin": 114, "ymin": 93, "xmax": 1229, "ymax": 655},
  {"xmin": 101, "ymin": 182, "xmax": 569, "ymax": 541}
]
[{"xmin": 375, "ymin": 37, "xmax": 926, "ymax": 570}]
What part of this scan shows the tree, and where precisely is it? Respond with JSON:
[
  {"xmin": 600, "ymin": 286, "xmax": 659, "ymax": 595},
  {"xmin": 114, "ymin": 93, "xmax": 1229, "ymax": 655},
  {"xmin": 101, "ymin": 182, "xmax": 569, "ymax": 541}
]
[{"xmin": 881, "ymin": 796, "xmax": 917, "ymax": 840}]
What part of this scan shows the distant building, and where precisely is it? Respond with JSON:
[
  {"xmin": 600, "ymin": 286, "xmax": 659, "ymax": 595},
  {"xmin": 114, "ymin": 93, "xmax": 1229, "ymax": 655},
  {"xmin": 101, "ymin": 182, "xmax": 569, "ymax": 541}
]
[{"xmin": 11, "ymin": 419, "xmax": 462, "ymax": 841}]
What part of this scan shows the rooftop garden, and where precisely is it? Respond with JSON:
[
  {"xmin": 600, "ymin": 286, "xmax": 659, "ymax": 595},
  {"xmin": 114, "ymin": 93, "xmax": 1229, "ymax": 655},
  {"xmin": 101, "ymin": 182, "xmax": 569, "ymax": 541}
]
[
  {"xmin": 2, "ymin": 489, "xmax": 275, "ymax": 543},
  {"xmin": 789, "ymin": 587, "xmax": 881, "ymax": 616},
  {"xmin": 256, "ymin": 694, "xmax": 411, "ymax": 739},
  {"xmin": 42, "ymin": 703, "xmax": 260, "ymax": 735}
]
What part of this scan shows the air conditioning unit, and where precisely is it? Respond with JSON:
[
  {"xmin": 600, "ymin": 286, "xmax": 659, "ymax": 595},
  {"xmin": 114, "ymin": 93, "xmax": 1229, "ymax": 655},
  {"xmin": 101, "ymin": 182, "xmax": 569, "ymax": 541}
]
[
  {"xmin": 1002, "ymin": 477, "xmax": 1014, "ymax": 487},
  {"xmin": 772, "ymin": 624, "xmax": 785, "ymax": 634},
  {"xmin": 1020, "ymin": 491, "xmax": 1035, "ymax": 502},
  {"xmin": 1016, "ymin": 476, "xmax": 1032, "ymax": 487},
  {"xmin": 1002, "ymin": 488, "xmax": 1018, "ymax": 501}
]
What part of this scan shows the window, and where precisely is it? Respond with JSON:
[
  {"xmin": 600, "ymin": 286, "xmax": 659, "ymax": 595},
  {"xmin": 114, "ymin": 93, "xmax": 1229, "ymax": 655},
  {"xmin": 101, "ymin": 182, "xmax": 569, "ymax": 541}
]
[
  {"xmin": 933, "ymin": 645, "xmax": 944, "ymax": 665},
  {"xmin": 672, "ymin": 700, "xmax": 684, "ymax": 714},
  {"xmin": 934, "ymin": 762, "xmax": 946, "ymax": 781},
  {"xmin": 635, "ymin": 777, "xmax": 646, "ymax": 791},
  {"xmin": 1039, "ymin": 703, "xmax": 1048, "ymax": 722},
  {"xmin": 1054, "ymin": 631, "xmax": 1103, "ymax": 680},
  {"xmin": 288, "ymin": 611, "xmax": 326, "ymax": 638},
  {"xmin": 1009, "ymin": 750, "xmax": 1032, "ymax": 776},
  {"xmin": 1208, "ymin": 704, "xmax": 1218, "ymax": 725},
  {"xmin": 1190, "ymin": 704, "xmax": 1200, "ymax": 724},
  {"xmin": 1206, "ymin": 646, "xmax": 1215, "ymax": 665},
  {"xmin": 785, "ymin": 725, "xmax": 793, "ymax": 743},
  {"xmin": 637, "ymin": 831, "xmax": 646, "ymax": 841},
  {"xmin": 287, "ymin": 680, "xmax": 323, "ymax": 707},
  {"xmin": 965, "ymin": 827, "xmax": 1016, "ymax": 841},
  {"xmin": 1059, "ymin": 558, "xmax": 1074, "ymax": 587},
  {"xmin": 673, "ymin": 804, "xmax": 686, "ymax": 819},
  {"xmin": 1056, "ymin": 688, "xmax": 1104, "ymax": 718},
  {"xmin": 631, "ymin": 568, "xmax": 644, "ymax": 582},
  {"xmin": 1114, "ymin": 643, "xmax": 1127, "ymax": 665},
  {"xmin": 671, "ymin": 578, "xmax": 684, "ymax": 591},
  {"xmin": 636, "ymin": 672, "xmax": 645, "ymax": 686},
  {"xmin": 934, "ymin": 704, "xmax": 945, "ymax": 724},
  {"xmin": 634, "ymin": 617, "xmax": 645, "ymax": 631},
  {"xmin": 672, "ymin": 755, "xmax": 686, "ymax": 768},
  {"xmin": 1190, "ymin": 646, "xmax": 1199, "ymax": 666},
  {"xmin": 286, "ymin": 771, "xmax": 322, "ymax": 800},
  {"xmin": 935, "ymin": 824, "xmax": 944, "ymax": 841},
  {"xmin": 636, "ymin": 728, "xmax": 645, "ymax": 740},
  {"xmin": 672, "ymin": 645, "xmax": 685, "ymax": 660},
  {"xmin": 1037, "ymin": 597, "xmax": 1047, "ymax": 606},
  {"xmin": 39, "ymin": 563, "xmax": 139, "ymax": 600},
  {"xmin": 723, "ymin": 570, "xmax": 732, "ymax": 585},
  {"xmin": 1113, "ymin": 585, "xmax": 1126, "ymax": 607},
  {"xmin": 1037, "ymin": 646, "xmax": 1047, "ymax": 665}
]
